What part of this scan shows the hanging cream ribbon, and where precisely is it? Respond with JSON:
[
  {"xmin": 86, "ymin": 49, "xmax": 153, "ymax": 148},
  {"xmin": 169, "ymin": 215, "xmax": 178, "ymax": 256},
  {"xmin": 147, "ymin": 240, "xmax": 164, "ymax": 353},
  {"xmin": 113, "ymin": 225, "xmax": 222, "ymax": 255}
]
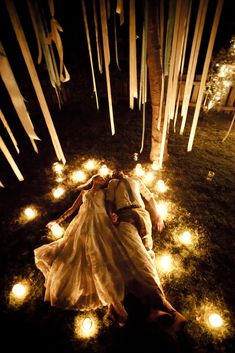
[
  {"xmin": 188, "ymin": 0, "xmax": 224, "ymax": 152},
  {"xmin": 129, "ymin": 0, "xmax": 138, "ymax": 109},
  {"xmin": 100, "ymin": 0, "xmax": 115, "ymax": 135},
  {"xmin": 114, "ymin": 6, "xmax": 121, "ymax": 71},
  {"xmin": 93, "ymin": 0, "xmax": 103, "ymax": 74},
  {"xmin": 0, "ymin": 136, "xmax": 24, "ymax": 181},
  {"xmin": 27, "ymin": 0, "xmax": 59, "ymax": 88},
  {"xmin": 116, "ymin": 0, "xmax": 124, "ymax": 25},
  {"xmin": 0, "ymin": 109, "xmax": 19, "ymax": 154},
  {"xmin": 26, "ymin": 0, "xmax": 63, "ymax": 109},
  {"xmin": 169, "ymin": 0, "xmax": 189, "ymax": 121},
  {"xmin": 81, "ymin": 0, "xmax": 99, "ymax": 110},
  {"xmin": 47, "ymin": 0, "xmax": 70, "ymax": 83},
  {"xmin": 180, "ymin": 0, "xmax": 208, "ymax": 135},
  {"xmin": 173, "ymin": 0, "xmax": 192, "ymax": 131},
  {"xmin": 0, "ymin": 42, "xmax": 40, "ymax": 153},
  {"xmin": 5, "ymin": 0, "xmax": 66, "ymax": 164},
  {"xmin": 222, "ymin": 113, "xmax": 235, "ymax": 142},
  {"xmin": 0, "ymin": 180, "xmax": 4, "ymax": 188},
  {"xmin": 106, "ymin": 0, "xmax": 111, "ymax": 19},
  {"xmin": 139, "ymin": 1, "xmax": 148, "ymax": 154}
]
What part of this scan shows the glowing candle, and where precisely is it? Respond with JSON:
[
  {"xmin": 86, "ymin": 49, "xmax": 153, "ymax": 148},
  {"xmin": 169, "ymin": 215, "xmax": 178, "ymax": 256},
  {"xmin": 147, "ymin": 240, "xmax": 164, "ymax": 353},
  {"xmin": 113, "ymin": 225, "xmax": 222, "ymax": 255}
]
[
  {"xmin": 82, "ymin": 317, "xmax": 93, "ymax": 332},
  {"xmin": 208, "ymin": 313, "xmax": 223, "ymax": 328},
  {"xmin": 12, "ymin": 283, "xmax": 28, "ymax": 299},
  {"xmin": 53, "ymin": 187, "xmax": 65, "ymax": 198},
  {"xmin": 24, "ymin": 207, "xmax": 36, "ymax": 219}
]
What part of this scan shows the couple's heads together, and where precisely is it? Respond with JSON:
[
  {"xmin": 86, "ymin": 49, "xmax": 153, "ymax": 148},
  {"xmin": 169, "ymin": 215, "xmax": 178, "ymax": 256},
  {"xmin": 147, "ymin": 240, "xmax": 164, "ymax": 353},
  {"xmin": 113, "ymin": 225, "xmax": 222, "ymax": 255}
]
[{"xmin": 77, "ymin": 168, "xmax": 128, "ymax": 191}]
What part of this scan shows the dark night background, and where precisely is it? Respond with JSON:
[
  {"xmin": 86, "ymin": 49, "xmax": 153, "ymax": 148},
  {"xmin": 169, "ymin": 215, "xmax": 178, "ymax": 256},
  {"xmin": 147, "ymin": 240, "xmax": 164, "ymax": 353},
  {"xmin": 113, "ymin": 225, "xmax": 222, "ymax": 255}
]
[{"xmin": 0, "ymin": 1, "xmax": 235, "ymax": 353}]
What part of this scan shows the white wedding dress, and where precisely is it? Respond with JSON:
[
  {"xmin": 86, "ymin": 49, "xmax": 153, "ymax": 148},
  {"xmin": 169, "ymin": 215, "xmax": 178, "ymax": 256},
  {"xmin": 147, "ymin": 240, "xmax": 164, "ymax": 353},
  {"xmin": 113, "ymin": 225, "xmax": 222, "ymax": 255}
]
[
  {"xmin": 34, "ymin": 189, "xmax": 127, "ymax": 319},
  {"xmin": 34, "ymin": 188, "xmax": 166, "ymax": 317}
]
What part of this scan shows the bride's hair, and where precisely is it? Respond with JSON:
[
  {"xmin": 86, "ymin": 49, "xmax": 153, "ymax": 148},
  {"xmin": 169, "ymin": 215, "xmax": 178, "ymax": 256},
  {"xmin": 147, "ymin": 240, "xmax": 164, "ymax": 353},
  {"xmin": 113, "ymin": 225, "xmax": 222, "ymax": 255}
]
[{"xmin": 76, "ymin": 174, "xmax": 110, "ymax": 191}]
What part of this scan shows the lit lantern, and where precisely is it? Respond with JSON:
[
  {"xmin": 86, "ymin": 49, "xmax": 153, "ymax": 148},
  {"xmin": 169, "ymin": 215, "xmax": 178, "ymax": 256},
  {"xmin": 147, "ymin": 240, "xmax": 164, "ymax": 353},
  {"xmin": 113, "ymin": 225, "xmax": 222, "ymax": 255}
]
[
  {"xmin": 11, "ymin": 282, "xmax": 28, "ymax": 300},
  {"xmin": 179, "ymin": 231, "xmax": 192, "ymax": 245},
  {"xmin": 156, "ymin": 202, "xmax": 167, "ymax": 220},
  {"xmin": 53, "ymin": 187, "xmax": 65, "ymax": 199},
  {"xmin": 51, "ymin": 224, "xmax": 64, "ymax": 239},
  {"xmin": 74, "ymin": 314, "xmax": 98, "ymax": 339},
  {"xmin": 24, "ymin": 207, "xmax": 37, "ymax": 220},
  {"xmin": 99, "ymin": 165, "xmax": 109, "ymax": 176},
  {"xmin": 151, "ymin": 161, "xmax": 160, "ymax": 171},
  {"xmin": 208, "ymin": 313, "xmax": 223, "ymax": 328},
  {"xmin": 158, "ymin": 255, "xmax": 173, "ymax": 272},
  {"xmin": 53, "ymin": 162, "xmax": 64, "ymax": 174},
  {"xmin": 82, "ymin": 317, "xmax": 93, "ymax": 332},
  {"xmin": 144, "ymin": 171, "xmax": 154, "ymax": 184},
  {"xmin": 71, "ymin": 170, "xmax": 86, "ymax": 183},
  {"xmin": 56, "ymin": 176, "xmax": 64, "ymax": 183},
  {"xmin": 156, "ymin": 180, "xmax": 167, "ymax": 193},
  {"xmin": 84, "ymin": 159, "xmax": 97, "ymax": 170},
  {"xmin": 134, "ymin": 163, "xmax": 144, "ymax": 177}
]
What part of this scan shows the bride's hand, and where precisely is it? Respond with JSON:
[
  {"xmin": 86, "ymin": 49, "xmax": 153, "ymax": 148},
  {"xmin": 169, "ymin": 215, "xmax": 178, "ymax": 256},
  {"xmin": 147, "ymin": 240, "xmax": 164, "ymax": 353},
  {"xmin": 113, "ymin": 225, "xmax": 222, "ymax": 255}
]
[{"xmin": 46, "ymin": 220, "xmax": 58, "ymax": 229}]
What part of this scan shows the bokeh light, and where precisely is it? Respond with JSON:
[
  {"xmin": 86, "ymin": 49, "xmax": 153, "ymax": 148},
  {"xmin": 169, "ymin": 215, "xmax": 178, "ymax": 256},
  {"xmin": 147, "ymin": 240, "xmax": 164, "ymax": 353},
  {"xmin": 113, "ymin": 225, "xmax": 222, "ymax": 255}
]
[{"xmin": 74, "ymin": 313, "xmax": 99, "ymax": 339}]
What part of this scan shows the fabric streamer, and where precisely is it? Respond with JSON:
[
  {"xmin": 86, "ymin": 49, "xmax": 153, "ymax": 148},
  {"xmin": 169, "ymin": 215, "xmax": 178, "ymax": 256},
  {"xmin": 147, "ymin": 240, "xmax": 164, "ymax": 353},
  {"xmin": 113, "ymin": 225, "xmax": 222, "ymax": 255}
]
[
  {"xmin": 0, "ymin": 42, "xmax": 40, "ymax": 153},
  {"xmin": 47, "ymin": 0, "xmax": 70, "ymax": 83},
  {"xmin": 114, "ymin": 6, "xmax": 121, "ymax": 71},
  {"xmin": 180, "ymin": 0, "xmax": 208, "ymax": 135},
  {"xmin": 93, "ymin": 0, "xmax": 103, "ymax": 74},
  {"xmin": 116, "ymin": 0, "xmax": 124, "ymax": 26},
  {"xmin": 5, "ymin": 0, "xmax": 66, "ymax": 164},
  {"xmin": 26, "ymin": 0, "xmax": 63, "ymax": 109},
  {"xmin": 129, "ymin": 0, "xmax": 138, "ymax": 109},
  {"xmin": 0, "ymin": 109, "xmax": 19, "ymax": 154},
  {"xmin": 0, "ymin": 136, "xmax": 24, "ymax": 181},
  {"xmin": 187, "ymin": 0, "xmax": 223, "ymax": 151},
  {"xmin": 81, "ymin": 0, "xmax": 99, "ymax": 110},
  {"xmin": 100, "ymin": 0, "xmax": 115, "ymax": 135},
  {"xmin": 139, "ymin": 1, "xmax": 148, "ymax": 154},
  {"xmin": 173, "ymin": 0, "xmax": 192, "ymax": 131}
]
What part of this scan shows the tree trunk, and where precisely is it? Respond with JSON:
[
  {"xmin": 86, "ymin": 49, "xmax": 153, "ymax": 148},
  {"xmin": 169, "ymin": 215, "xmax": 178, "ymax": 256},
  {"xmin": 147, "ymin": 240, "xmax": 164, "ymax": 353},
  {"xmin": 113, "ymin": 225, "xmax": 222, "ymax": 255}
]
[{"xmin": 147, "ymin": 0, "xmax": 168, "ymax": 163}]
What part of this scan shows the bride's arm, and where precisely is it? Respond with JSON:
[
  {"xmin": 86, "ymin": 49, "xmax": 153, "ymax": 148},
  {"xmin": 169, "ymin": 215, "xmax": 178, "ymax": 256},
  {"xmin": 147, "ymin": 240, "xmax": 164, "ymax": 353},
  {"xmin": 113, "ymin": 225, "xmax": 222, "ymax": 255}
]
[{"xmin": 46, "ymin": 191, "xmax": 84, "ymax": 229}]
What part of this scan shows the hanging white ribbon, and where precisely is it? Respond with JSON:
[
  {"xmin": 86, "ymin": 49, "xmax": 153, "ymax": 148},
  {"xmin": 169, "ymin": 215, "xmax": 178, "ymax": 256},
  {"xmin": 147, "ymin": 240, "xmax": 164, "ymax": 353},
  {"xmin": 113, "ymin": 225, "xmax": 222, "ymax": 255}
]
[
  {"xmin": 0, "ymin": 42, "xmax": 40, "ymax": 153},
  {"xmin": 139, "ymin": 1, "xmax": 148, "ymax": 154},
  {"xmin": 0, "ymin": 109, "xmax": 19, "ymax": 154},
  {"xmin": 173, "ymin": 0, "xmax": 192, "ymax": 131},
  {"xmin": 0, "ymin": 180, "xmax": 4, "ymax": 188},
  {"xmin": 26, "ymin": 0, "xmax": 63, "ymax": 109},
  {"xmin": 180, "ymin": 0, "xmax": 209, "ymax": 134},
  {"xmin": 100, "ymin": 0, "xmax": 115, "ymax": 135},
  {"xmin": 116, "ymin": 0, "xmax": 124, "ymax": 26},
  {"xmin": 114, "ymin": 6, "xmax": 121, "ymax": 71},
  {"xmin": 187, "ymin": 0, "xmax": 224, "ymax": 151},
  {"xmin": 129, "ymin": 0, "xmax": 138, "ymax": 109},
  {"xmin": 81, "ymin": 0, "xmax": 99, "ymax": 110},
  {"xmin": 5, "ymin": 0, "xmax": 66, "ymax": 164},
  {"xmin": 0, "ymin": 136, "xmax": 24, "ymax": 181},
  {"xmin": 93, "ymin": 0, "xmax": 103, "ymax": 74}
]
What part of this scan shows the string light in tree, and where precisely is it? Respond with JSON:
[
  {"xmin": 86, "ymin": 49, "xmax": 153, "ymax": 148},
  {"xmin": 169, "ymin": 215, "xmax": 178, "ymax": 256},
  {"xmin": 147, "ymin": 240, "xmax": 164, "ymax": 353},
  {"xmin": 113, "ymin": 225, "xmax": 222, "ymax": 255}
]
[{"xmin": 204, "ymin": 35, "xmax": 235, "ymax": 111}]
